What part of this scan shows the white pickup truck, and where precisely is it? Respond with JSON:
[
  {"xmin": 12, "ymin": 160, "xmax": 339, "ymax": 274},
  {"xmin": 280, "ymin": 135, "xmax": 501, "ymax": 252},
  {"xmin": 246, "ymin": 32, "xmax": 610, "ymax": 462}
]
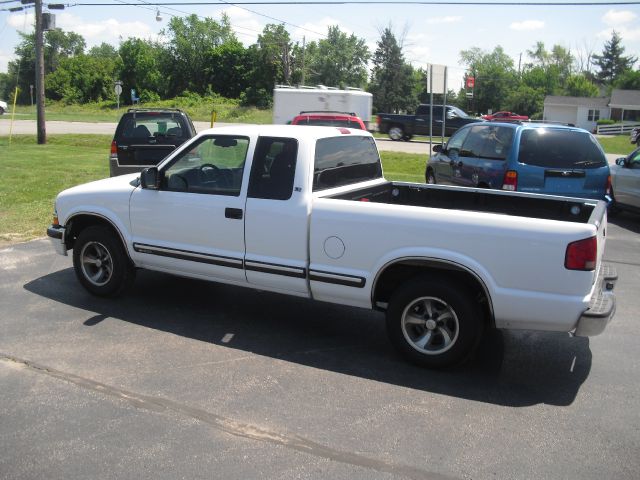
[{"xmin": 47, "ymin": 125, "xmax": 617, "ymax": 368}]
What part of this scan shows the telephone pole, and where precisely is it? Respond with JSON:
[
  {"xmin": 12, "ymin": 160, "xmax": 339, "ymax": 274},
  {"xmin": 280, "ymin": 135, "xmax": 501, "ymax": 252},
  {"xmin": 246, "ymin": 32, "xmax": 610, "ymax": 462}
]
[{"xmin": 35, "ymin": 0, "xmax": 46, "ymax": 144}]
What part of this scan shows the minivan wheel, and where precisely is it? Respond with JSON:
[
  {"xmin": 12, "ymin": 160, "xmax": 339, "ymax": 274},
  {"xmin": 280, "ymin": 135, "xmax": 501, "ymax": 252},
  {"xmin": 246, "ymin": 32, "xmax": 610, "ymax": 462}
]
[
  {"xmin": 426, "ymin": 169, "xmax": 436, "ymax": 184},
  {"xmin": 386, "ymin": 277, "xmax": 483, "ymax": 368},
  {"xmin": 73, "ymin": 226, "xmax": 135, "ymax": 297}
]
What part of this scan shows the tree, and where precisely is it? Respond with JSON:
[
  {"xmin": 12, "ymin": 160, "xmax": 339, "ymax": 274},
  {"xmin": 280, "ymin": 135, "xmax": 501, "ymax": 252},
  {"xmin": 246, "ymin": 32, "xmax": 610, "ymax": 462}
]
[
  {"xmin": 459, "ymin": 46, "xmax": 517, "ymax": 114},
  {"xmin": 615, "ymin": 70, "xmax": 640, "ymax": 90},
  {"xmin": 48, "ymin": 54, "xmax": 119, "ymax": 103},
  {"xmin": 305, "ymin": 26, "xmax": 369, "ymax": 87},
  {"xmin": 592, "ymin": 31, "xmax": 637, "ymax": 84},
  {"xmin": 368, "ymin": 27, "xmax": 416, "ymax": 113},
  {"xmin": 564, "ymin": 74, "xmax": 599, "ymax": 97},
  {"xmin": 118, "ymin": 38, "xmax": 166, "ymax": 103}
]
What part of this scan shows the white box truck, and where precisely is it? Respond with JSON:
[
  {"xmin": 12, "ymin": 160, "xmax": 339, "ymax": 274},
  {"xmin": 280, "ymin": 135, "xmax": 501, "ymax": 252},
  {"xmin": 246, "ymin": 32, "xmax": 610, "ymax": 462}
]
[{"xmin": 273, "ymin": 86, "xmax": 373, "ymax": 129}]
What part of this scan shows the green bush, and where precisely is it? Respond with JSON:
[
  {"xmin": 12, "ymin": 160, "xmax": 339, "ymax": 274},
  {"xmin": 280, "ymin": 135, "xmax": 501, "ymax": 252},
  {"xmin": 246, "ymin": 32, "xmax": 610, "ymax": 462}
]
[{"xmin": 596, "ymin": 119, "xmax": 616, "ymax": 125}]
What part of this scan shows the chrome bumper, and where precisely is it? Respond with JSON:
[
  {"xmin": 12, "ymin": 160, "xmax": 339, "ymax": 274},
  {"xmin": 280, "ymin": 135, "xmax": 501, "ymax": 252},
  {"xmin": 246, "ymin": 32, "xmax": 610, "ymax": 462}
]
[
  {"xmin": 574, "ymin": 264, "xmax": 617, "ymax": 337},
  {"xmin": 46, "ymin": 225, "xmax": 67, "ymax": 256}
]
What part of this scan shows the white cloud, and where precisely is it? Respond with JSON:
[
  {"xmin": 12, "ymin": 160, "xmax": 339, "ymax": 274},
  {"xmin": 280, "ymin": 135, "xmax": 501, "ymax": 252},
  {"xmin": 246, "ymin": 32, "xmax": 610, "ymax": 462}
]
[
  {"xmin": 290, "ymin": 17, "xmax": 351, "ymax": 42},
  {"xmin": 7, "ymin": 13, "xmax": 35, "ymax": 31},
  {"xmin": 0, "ymin": 50, "xmax": 15, "ymax": 74},
  {"xmin": 598, "ymin": 26, "xmax": 640, "ymax": 42},
  {"xmin": 509, "ymin": 20, "xmax": 544, "ymax": 31},
  {"xmin": 55, "ymin": 13, "xmax": 158, "ymax": 46},
  {"xmin": 426, "ymin": 16, "xmax": 462, "ymax": 25},
  {"xmin": 602, "ymin": 9, "xmax": 637, "ymax": 26},
  {"xmin": 219, "ymin": 6, "xmax": 264, "ymax": 45}
]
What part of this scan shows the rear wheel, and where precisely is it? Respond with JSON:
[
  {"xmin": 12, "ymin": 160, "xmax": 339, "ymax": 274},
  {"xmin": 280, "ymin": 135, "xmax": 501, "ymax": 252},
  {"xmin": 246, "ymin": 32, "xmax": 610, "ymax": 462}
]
[
  {"xmin": 426, "ymin": 169, "xmax": 436, "ymax": 184},
  {"xmin": 388, "ymin": 126, "xmax": 404, "ymax": 141},
  {"xmin": 73, "ymin": 226, "xmax": 135, "ymax": 297},
  {"xmin": 386, "ymin": 277, "xmax": 483, "ymax": 368},
  {"xmin": 0, "ymin": 107, "xmax": 5, "ymax": 115}
]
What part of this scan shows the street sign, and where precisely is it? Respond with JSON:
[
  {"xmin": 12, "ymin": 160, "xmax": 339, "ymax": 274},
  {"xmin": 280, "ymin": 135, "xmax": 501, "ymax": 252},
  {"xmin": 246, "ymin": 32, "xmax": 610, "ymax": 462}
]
[{"xmin": 114, "ymin": 84, "xmax": 122, "ymax": 96}]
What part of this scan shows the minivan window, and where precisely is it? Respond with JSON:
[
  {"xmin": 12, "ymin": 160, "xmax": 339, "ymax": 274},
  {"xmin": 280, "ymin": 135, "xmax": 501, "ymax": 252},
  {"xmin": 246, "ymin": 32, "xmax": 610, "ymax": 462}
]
[
  {"xmin": 313, "ymin": 136, "xmax": 382, "ymax": 191},
  {"xmin": 460, "ymin": 125, "xmax": 514, "ymax": 160},
  {"xmin": 518, "ymin": 129, "xmax": 606, "ymax": 168}
]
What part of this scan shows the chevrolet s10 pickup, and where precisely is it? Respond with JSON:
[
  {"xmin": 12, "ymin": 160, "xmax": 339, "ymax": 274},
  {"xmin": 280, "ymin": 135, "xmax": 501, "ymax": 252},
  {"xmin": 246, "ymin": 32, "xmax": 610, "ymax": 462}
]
[{"xmin": 47, "ymin": 125, "xmax": 617, "ymax": 368}]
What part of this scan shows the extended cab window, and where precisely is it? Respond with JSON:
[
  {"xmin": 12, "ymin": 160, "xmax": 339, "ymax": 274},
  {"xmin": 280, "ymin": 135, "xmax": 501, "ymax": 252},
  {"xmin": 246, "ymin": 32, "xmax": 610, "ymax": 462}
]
[
  {"xmin": 313, "ymin": 136, "xmax": 382, "ymax": 191},
  {"xmin": 518, "ymin": 129, "xmax": 606, "ymax": 168},
  {"xmin": 248, "ymin": 137, "xmax": 298, "ymax": 200},
  {"xmin": 163, "ymin": 136, "xmax": 249, "ymax": 196}
]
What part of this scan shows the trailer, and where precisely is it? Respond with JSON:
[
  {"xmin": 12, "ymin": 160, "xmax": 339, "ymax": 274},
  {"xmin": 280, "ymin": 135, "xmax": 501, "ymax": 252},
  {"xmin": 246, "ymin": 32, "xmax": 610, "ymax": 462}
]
[{"xmin": 273, "ymin": 86, "xmax": 373, "ymax": 129}]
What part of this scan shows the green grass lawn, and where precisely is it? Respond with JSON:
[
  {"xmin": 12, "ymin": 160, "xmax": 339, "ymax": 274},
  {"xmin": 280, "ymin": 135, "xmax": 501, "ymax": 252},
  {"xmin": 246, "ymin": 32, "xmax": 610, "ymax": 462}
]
[{"xmin": 596, "ymin": 135, "xmax": 636, "ymax": 156}]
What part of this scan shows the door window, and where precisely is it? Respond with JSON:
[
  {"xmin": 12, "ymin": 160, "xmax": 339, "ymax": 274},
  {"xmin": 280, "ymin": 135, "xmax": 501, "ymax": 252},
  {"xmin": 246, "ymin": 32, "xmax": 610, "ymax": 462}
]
[
  {"xmin": 248, "ymin": 137, "xmax": 298, "ymax": 200},
  {"xmin": 460, "ymin": 125, "xmax": 513, "ymax": 160},
  {"xmin": 162, "ymin": 136, "xmax": 249, "ymax": 195},
  {"xmin": 445, "ymin": 128, "xmax": 470, "ymax": 155}
]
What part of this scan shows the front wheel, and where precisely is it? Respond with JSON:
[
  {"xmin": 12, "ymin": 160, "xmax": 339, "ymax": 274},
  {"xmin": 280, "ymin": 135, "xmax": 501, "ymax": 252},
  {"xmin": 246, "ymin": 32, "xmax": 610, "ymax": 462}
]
[
  {"xmin": 426, "ymin": 169, "xmax": 436, "ymax": 184},
  {"xmin": 73, "ymin": 226, "xmax": 135, "ymax": 297},
  {"xmin": 388, "ymin": 126, "xmax": 404, "ymax": 141},
  {"xmin": 386, "ymin": 277, "xmax": 483, "ymax": 368}
]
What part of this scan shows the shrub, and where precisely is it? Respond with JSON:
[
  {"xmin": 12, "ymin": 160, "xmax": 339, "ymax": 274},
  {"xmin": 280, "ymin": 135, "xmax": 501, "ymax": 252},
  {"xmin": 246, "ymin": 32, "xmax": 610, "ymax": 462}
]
[{"xmin": 596, "ymin": 119, "xmax": 616, "ymax": 125}]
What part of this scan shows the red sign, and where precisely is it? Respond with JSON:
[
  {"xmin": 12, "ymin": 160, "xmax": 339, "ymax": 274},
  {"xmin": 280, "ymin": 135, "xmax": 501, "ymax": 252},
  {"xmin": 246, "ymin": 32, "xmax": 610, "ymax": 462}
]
[{"xmin": 466, "ymin": 76, "xmax": 475, "ymax": 89}]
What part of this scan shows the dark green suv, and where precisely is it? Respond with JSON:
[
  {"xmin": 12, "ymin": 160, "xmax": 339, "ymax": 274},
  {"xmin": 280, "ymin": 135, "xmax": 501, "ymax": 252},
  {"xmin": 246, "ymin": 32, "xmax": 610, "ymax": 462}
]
[{"xmin": 109, "ymin": 108, "xmax": 197, "ymax": 177}]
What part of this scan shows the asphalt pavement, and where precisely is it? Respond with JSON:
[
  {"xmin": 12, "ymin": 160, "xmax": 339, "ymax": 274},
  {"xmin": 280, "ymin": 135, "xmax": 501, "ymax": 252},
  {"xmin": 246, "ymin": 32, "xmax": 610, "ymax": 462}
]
[{"xmin": 1, "ymin": 214, "xmax": 639, "ymax": 479}]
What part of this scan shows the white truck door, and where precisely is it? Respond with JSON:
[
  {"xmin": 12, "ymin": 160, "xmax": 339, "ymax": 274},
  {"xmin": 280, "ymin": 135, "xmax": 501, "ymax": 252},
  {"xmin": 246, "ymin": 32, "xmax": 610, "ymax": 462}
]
[
  {"xmin": 244, "ymin": 136, "xmax": 310, "ymax": 295},
  {"xmin": 129, "ymin": 134, "xmax": 252, "ymax": 284}
]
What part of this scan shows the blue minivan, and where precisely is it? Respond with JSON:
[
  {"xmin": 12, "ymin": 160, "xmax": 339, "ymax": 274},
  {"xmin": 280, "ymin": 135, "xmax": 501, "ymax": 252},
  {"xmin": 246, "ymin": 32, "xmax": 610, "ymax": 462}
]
[{"xmin": 425, "ymin": 122, "xmax": 611, "ymax": 201}]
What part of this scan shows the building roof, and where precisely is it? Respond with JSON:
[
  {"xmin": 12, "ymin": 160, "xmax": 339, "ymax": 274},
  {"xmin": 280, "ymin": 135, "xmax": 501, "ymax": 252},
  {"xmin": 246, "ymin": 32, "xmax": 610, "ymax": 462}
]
[
  {"xmin": 609, "ymin": 89, "xmax": 640, "ymax": 109},
  {"xmin": 543, "ymin": 96, "xmax": 610, "ymax": 108}
]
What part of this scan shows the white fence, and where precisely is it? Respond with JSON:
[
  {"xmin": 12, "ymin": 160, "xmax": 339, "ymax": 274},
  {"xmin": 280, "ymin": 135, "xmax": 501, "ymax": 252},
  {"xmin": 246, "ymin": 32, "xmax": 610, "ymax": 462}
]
[{"xmin": 596, "ymin": 122, "xmax": 640, "ymax": 135}]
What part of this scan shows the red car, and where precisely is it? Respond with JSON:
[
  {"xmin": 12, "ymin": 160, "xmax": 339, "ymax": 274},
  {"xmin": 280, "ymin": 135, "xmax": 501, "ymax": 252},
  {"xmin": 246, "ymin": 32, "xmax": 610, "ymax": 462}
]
[
  {"xmin": 481, "ymin": 111, "xmax": 529, "ymax": 121},
  {"xmin": 291, "ymin": 111, "xmax": 366, "ymax": 129}
]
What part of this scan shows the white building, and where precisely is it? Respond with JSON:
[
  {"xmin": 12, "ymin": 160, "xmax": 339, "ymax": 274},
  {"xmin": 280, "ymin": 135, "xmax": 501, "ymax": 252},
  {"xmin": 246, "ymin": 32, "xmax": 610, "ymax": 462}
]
[{"xmin": 543, "ymin": 96, "xmax": 610, "ymax": 131}]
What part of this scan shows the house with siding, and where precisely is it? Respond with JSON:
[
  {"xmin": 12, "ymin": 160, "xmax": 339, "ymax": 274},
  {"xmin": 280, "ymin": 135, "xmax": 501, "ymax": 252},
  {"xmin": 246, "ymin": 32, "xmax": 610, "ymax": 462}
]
[{"xmin": 543, "ymin": 89, "xmax": 640, "ymax": 131}]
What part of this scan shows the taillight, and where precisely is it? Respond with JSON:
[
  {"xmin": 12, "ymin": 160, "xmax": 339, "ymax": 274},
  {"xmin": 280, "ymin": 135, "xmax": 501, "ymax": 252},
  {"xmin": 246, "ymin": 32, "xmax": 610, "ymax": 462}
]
[
  {"xmin": 565, "ymin": 236, "xmax": 597, "ymax": 271},
  {"xmin": 502, "ymin": 170, "xmax": 517, "ymax": 191},
  {"xmin": 110, "ymin": 140, "xmax": 117, "ymax": 157},
  {"xmin": 376, "ymin": 115, "xmax": 381, "ymax": 126},
  {"xmin": 606, "ymin": 174, "xmax": 612, "ymax": 195}
]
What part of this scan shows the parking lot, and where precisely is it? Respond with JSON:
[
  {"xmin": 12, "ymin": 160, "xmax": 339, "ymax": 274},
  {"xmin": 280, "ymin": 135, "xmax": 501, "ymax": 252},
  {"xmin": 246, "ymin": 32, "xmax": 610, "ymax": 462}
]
[{"xmin": 1, "ymin": 214, "xmax": 639, "ymax": 479}]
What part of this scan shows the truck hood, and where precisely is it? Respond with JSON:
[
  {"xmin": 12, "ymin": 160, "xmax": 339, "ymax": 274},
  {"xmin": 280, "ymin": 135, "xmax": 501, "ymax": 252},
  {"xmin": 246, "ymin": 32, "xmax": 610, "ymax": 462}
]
[{"xmin": 56, "ymin": 173, "xmax": 140, "ymax": 224}]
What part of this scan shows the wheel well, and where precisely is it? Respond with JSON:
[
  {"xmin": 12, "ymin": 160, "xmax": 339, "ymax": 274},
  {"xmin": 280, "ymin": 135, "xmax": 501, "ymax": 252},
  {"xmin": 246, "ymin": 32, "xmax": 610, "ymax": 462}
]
[
  {"xmin": 373, "ymin": 260, "xmax": 494, "ymax": 328},
  {"xmin": 64, "ymin": 214, "xmax": 128, "ymax": 258}
]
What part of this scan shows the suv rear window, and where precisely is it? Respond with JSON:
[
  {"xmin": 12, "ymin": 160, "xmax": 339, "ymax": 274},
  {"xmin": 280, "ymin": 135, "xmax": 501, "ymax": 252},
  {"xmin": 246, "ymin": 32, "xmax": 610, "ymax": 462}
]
[
  {"xmin": 518, "ymin": 129, "xmax": 606, "ymax": 168},
  {"xmin": 118, "ymin": 113, "xmax": 188, "ymax": 140},
  {"xmin": 313, "ymin": 136, "xmax": 382, "ymax": 191}
]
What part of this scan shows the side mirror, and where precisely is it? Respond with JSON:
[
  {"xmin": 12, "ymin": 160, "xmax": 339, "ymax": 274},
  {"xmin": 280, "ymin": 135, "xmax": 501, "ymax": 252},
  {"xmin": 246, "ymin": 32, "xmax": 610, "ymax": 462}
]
[
  {"xmin": 432, "ymin": 144, "xmax": 443, "ymax": 153},
  {"xmin": 615, "ymin": 158, "xmax": 626, "ymax": 166},
  {"xmin": 140, "ymin": 167, "xmax": 160, "ymax": 190}
]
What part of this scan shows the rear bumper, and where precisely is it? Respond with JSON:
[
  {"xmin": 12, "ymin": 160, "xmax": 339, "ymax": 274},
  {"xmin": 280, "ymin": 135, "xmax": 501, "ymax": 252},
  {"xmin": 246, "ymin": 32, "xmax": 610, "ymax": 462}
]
[
  {"xmin": 574, "ymin": 264, "xmax": 617, "ymax": 337},
  {"xmin": 47, "ymin": 225, "xmax": 67, "ymax": 256}
]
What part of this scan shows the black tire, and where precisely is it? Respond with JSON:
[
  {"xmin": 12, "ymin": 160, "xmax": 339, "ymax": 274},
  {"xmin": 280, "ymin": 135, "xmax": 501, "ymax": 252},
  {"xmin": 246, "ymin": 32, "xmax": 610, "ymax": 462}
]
[
  {"xmin": 72, "ymin": 226, "xmax": 135, "ymax": 297},
  {"xmin": 0, "ymin": 107, "xmax": 5, "ymax": 115},
  {"xmin": 388, "ymin": 125, "xmax": 404, "ymax": 141},
  {"xmin": 386, "ymin": 276, "xmax": 483, "ymax": 368},
  {"xmin": 425, "ymin": 169, "xmax": 436, "ymax": 184}
]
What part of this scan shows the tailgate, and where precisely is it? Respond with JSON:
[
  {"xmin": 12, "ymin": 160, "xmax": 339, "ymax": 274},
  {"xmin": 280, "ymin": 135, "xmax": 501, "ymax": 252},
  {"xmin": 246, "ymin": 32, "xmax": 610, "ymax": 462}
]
[{"xmin": 516, "ymin": 164, "xmax": 609, "ymax": 199}]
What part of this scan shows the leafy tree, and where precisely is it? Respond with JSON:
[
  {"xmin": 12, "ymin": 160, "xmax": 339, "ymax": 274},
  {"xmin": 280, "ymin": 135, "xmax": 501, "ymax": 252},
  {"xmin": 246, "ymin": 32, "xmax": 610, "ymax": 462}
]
[
  {"xmin": 615, "ymin": 70, "xmax": 640, "ymax": 90},
  {"xmin": 592, "ymin": 31, "xmax": 637, "ymax": 84},
  {"xmin": 163, "ymin": 13, "xmax": 237, "ymax": 96},
  {"xmin": 459, "ymin": 46, "xmax": 517, "ymax": 114},
  {"xmin": 48, "ymin": 54, "xmax": 119, "ymax": 103},
  {"xmin": 118, "ymin": 38, "xmax": 166, "ymax": 103},
  {"xmin": 305, "ymin": 26, "xmax": 369, "ymax": 87},
  {"xmin": 368, "ymin": 27, "xmax": 416, "ymax": 113},
  {"xmin": 207, "ymin": 41, "xmax": 251, "ymax": 99},
  {"xmin": 505, "ymin": 85, "xmax": 545, "ymax": 116},
  {"xmin": 564, "ymin": 74, "xmax": 599, "ymax": 97}
]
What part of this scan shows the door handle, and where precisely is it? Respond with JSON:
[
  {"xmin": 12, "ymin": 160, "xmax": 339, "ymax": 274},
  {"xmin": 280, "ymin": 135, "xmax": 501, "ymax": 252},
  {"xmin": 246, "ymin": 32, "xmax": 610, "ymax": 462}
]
[{"xmin": 225, "ymin": 208, "xmax": 243, "ymax": 220}]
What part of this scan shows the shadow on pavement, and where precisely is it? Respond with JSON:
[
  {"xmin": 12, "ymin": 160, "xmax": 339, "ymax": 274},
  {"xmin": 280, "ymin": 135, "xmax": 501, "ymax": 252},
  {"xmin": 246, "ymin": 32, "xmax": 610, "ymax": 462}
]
[
  {"xmin": 25, "ymin": 268, "xmax": 591, "ymax": 408},
  {"xmin": 608, "ymin": 212, "xmax": 640, "ymax": 234}
]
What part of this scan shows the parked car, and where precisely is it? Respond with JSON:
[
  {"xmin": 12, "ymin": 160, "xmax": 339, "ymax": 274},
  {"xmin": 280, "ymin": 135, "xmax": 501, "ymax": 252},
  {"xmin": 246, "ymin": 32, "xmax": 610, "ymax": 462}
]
[
  {"xmin": 630, "ymin": 127, "xmax": 640, "ymax": 144},
  {"xmin": 291, "ymin": 111, "xmax": 366, "ymax": 129},
  {"xmin": 425, "ymin": 122, "xmax": 611, "ymax": 201},
  {"xmin": 48, "ymin": 125, "xmax": 616, "ymax": 368},
  {"xmin": 610, "ymin": 146, "xmax": 640, "ymax": 214},
  {"xmin": 481, "ymin": 111, "xmax": 529, "ymax": 121},
  {"xmin": 377, "ymin": 104, "xmax": 483, "ymax": 141},
  {"xmin": 0, "ymin": 100, "xmax": 8, "ymax": 115},
  {"xmin": 109, "ymin": 108, "xmax": 196, "ymax": 177}
]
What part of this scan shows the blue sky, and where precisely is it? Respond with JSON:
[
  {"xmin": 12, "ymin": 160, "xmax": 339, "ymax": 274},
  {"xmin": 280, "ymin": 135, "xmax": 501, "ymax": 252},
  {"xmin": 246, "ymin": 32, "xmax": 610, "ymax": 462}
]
[{"xmin": 1, "ymin": 0, "xmax": 639, "ymax": 90}]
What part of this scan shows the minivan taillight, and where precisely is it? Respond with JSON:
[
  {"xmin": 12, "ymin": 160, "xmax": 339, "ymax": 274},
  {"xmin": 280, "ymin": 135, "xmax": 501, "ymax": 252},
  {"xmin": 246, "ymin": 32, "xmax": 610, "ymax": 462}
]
[
  {"xmin": 502, "ymin": 170, "xmax": 517, "ymax": 191},
  {"xmin": 110, "ymin": 140, "xmax": 117, "ymax": 158},
  {"xmin": 565, "ymin": 236, "xmax": 597, "ymax": 271}
]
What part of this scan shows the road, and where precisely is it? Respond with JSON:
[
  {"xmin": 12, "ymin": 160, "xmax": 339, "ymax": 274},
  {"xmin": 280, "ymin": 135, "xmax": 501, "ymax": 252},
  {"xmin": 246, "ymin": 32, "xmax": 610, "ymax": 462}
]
[{"xmin": 1, "ymin": 215, "xmax": 639, "ymax": 479}]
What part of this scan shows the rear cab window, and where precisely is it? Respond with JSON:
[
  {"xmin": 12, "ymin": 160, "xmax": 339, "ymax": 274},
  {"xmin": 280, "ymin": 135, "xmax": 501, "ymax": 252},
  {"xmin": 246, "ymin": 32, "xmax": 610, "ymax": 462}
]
[
  {"xmin": 518, "ymin": 129, "xmax": 607, "ymax": 168},
  {"xmin": 313, "ymin": 135, "xmax": 382, "ymax": 191}
]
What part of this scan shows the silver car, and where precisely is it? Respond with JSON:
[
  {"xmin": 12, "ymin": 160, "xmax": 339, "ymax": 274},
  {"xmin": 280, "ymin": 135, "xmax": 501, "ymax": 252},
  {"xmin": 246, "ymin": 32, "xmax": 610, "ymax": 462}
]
[
  {"xmin": 611, "ymin": 147, "xmax": 640, "ymax": 214},
  {"xmin": 0, "ymin": 100, "xmax": 7, "ymax": 115}
]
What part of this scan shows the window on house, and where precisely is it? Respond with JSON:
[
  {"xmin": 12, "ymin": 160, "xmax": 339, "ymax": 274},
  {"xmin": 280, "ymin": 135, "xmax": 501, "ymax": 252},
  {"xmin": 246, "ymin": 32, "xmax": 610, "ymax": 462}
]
[{"xmin": 588, "ymin": 109, "xmax": 600, "ymax": 122}]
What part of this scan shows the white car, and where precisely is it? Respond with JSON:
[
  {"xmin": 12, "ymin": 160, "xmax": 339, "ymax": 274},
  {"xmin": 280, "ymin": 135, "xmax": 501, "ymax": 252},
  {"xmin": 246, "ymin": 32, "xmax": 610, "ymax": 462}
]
[
  {"xmin": 611, "ymin": 147, "xmax": 640, "ymax": 214},
  {"xmin": 47, "ymin": 125, "xmax": 617, "ymax": 368},
  {"xmin": 0, "ymin": 100, "xmax": 8, "ymax": 115}
]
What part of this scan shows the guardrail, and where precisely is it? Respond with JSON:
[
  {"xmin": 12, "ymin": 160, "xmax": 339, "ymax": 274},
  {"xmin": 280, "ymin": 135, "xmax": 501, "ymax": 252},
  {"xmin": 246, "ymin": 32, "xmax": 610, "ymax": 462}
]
[{"xmin": 596, "ymin": 123, "xmax": 640, "ymax": 135}]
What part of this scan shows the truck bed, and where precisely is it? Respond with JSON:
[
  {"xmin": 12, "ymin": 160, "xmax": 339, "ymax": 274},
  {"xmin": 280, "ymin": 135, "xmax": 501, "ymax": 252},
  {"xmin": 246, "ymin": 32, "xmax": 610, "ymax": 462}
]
[{"xmin": 328, "ymin": 181, "xmax": 602, "ymax": 224}]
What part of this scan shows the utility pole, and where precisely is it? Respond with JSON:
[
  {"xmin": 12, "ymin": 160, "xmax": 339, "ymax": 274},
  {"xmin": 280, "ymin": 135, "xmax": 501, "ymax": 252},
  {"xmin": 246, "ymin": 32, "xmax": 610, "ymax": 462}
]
[
  {"xmin": 301, "ymin": 36, "xmax": 306, "ymax": 86},
  {"xmin": 35, "ymin": 0, "xmax": 46, "ymax": 144}
]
